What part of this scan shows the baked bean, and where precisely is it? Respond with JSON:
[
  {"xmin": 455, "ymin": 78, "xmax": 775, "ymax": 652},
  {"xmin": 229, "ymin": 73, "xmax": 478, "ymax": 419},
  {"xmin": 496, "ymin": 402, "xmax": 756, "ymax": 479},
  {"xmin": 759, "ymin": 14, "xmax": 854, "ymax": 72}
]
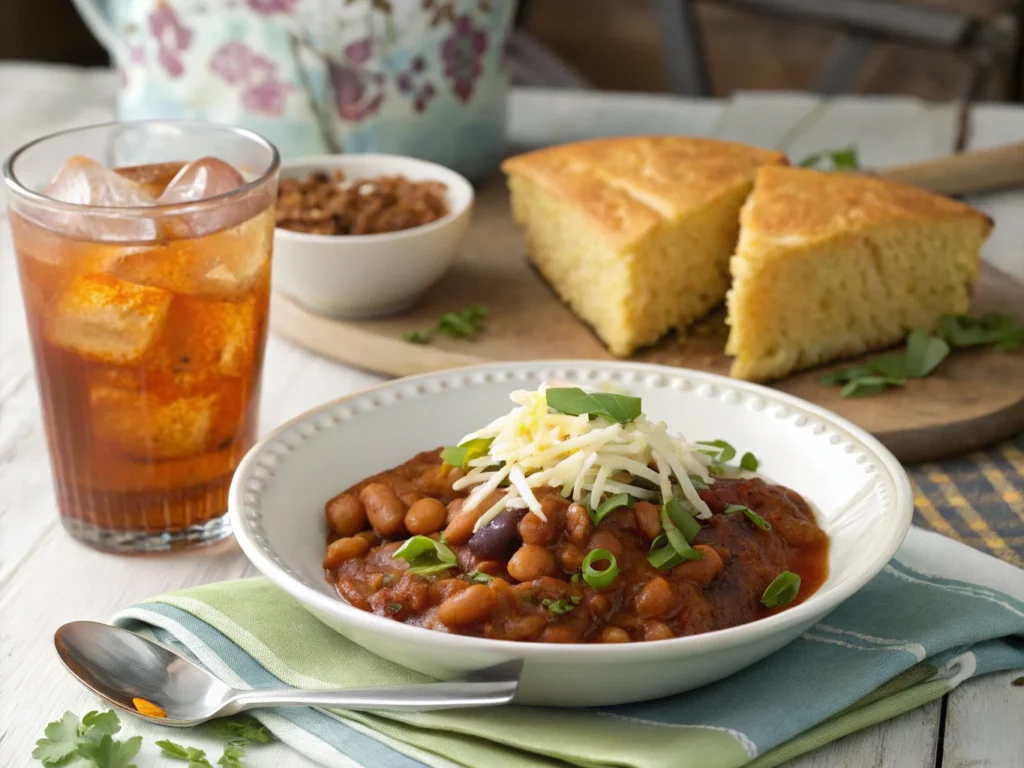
[
  {"xmin": 443, "ymin": 505, "xmax": 485, "ymax": 545},
  {"xmin": 633, "ymin": 501, "xmax": 662, "ymax": 541},
  {"xmin": 558, "ymin": 543, "xmax": 585, "ymax": 573},
  {"xmin": 565, "ymin": 503, "xmax": 591, "ymax": 547},
  {"xmin": 583, "ymin": 591, "xmax": 613, "ymax": 618},
  {"xmin": 507, "ymin": 545, "xmax": 557, "ymax": 582},
  {"xmin": 597, "ymin": 626, "xmax": 631, "ymax": 643},
  {"xmin": 325, "ymin": 493, "xmax": 368, "ymax": 537},
  {"xmin": 416, "ymin": 465, "xmax": 460, "ymax": 497},
  {"xmin": 322, "ymin": 536, "xmax": 371, "ymax": 569},
  {"xmin": 446, "ymin": 498, "xmax": 465, "ymax": 523},
  {"xmin": 438, "ymin": 584, "xmax": 497, "ymax": 627},
  {"xmin": 636, "ymin": 577, "xmax": 677, "ymax": 619},
  {"xmin": 336, "ymin": 577, "xmax": 371, "ymax": 609},
  {"xmin": 672, "ymin": 545, "xmax": 724, "ymax": 588},
  {"xmin": 643, "ymin": 620, "xmax": 675, "ymax": 641},
  {"xmin": 586, "ymin": 530, "xmax": 623, "ymax": 558},
  {"xmin": 354, "ymin": 530, "xmax": 380, "ymax": 547},
  {"xmin": 497, "ymin": 614, "xmax": 548, "ymax": 641},
  {"xmin": 474, "ymin": 560, "xmax": 505, "ymax": 577},
  {"xmin": 404, "ymin": 498, "xmax": 448, "ymax": 535},
  {"xmin": 540, "ymin": 625, "xmax": 579, "ymax": 643},
  {"xmin": 519, "ymin": 498, "xmax": 565, "ymax": 546},
  {"xmin": 428, "ymin": 577, "xmax": 470, "ymax": 605},
  {"xmin": 360, "ymin": 483, "xmax": 406, "ymax": 538}
]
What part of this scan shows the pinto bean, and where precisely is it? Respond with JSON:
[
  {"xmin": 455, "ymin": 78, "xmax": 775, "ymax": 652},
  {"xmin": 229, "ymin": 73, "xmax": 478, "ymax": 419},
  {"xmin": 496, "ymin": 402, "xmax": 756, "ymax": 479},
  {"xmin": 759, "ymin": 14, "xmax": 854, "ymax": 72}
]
[
  {"xmin": 671, "ymin": 544, "xmax": 724, "ymax": 588},
  {"xmin": 633, "ymin": 501, "xmax": 662, "ymax": 541},
  {"xmin": 558, "ymin": 543, "xmax": 585, "ymax": 573},
  {"xmin": 404, "ymin": 498, "xmax": 447, "ymax": 535},
  {"xmin": 446, "ymin": 498, "xmax": 465, "ymax": 524},
  {"xmin": 322, "ymin": 536, "xmax": 371, "ymax": 569},
  {"xmin": 565, "ymin": 503, "xmax": 591, "ymax": 547},
  {"xmin": 325, "ymin": 493, "xmax": 368, "ymax": 537},
  {"xmin": 586, "ymin": 530, "xmax": 623, "ymax": 558},
  {"xmin": 597, "ymin": 626, "xmax": 631, "ymax": 643},
  {"xmin": 443, "ymin": 505, "xmax": 485, "ymax": 545},
  {"xmin": 437, "ymin": 584, "xmax": 498, "ymax": 627},
  {"xmin": 635, "ymin": 576, "xmax": 677, "ymax": 619},
  {"xmin": 540, "ymin": 625, "xmax": 579, "ymax": 643},
  {"xmin": 643, "ymin": 620, "xmax": 675, "ymax": 641},
  {"xmin": 519, "ymin": 497, "xmax": 566, "ymax": 545},
  {"xmin": 360, "ymin": 483, "xmax": 406, "ymax": 538},
  {"xmin": 507, "ymin": 545, "xmax": 557, "ymax": 582}
]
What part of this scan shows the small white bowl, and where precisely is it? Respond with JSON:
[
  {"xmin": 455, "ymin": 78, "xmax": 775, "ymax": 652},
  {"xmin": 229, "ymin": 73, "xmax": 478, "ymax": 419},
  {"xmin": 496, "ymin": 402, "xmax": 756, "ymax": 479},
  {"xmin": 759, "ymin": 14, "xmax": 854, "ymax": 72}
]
[
  {"xmin": 229, "ymin": 361, "xmax": 913, "ymax": 707},
  {"xmin": 272, "ymin": 154, "xmax": 474, "ymax": 318}
]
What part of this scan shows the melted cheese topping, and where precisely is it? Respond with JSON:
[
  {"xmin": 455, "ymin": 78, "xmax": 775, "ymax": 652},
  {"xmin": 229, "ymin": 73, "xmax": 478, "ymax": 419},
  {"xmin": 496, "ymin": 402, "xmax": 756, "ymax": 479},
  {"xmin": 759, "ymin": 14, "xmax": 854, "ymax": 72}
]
[{"xmin": 454, "ymin": 385, "xmax": 714, "ymax": 531}]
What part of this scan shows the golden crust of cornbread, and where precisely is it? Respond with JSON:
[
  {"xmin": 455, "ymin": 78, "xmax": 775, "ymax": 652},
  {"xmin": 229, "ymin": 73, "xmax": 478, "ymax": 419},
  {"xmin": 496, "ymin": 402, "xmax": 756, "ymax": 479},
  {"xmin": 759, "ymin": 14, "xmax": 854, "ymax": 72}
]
[
  {"xmin": 502, "ymin": 137, "xmax": 787, "ymax": 356},
  {"xmin": 726, "ymin": 166, "xmax": 993, "ymax": 381},
  {"xmin": 502, "ymin": 137, "xmax": 787, "ymax": 249}
]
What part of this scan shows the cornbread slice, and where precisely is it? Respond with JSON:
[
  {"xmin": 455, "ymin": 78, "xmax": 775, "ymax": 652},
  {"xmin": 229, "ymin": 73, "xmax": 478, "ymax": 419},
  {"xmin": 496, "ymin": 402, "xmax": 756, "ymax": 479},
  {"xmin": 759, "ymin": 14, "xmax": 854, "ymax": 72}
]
[
  {"xmin": 726, "ymin": 166, "xmax": 993, "ymax": 381},
  {"xmin": 502, "ymin": 137, "xmax": 787, "ymax": 356}
]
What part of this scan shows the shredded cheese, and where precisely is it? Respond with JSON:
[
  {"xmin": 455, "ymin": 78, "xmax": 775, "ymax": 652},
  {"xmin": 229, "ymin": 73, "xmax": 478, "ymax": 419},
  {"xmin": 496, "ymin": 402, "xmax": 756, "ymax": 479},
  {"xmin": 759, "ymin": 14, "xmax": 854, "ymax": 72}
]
[{"xmin": 460, "ymin": 385, "xmax": 717, "ymax": 531}]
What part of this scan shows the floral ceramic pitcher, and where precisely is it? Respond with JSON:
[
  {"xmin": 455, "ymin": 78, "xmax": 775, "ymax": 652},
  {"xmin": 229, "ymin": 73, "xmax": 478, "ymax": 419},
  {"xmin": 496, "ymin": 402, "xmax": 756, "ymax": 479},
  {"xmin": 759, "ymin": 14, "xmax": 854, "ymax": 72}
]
[{"xmin": 73, "ymin": 0, "xmax": 515, "ymax": 180}]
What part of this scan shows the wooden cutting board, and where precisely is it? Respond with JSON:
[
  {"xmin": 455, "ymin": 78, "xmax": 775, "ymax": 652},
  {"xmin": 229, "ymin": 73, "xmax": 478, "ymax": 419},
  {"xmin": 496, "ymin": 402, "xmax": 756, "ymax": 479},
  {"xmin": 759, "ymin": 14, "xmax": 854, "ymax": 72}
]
[{"xmin": 271, "ymin": 175, "xmax": 1024, "ymax": 465}]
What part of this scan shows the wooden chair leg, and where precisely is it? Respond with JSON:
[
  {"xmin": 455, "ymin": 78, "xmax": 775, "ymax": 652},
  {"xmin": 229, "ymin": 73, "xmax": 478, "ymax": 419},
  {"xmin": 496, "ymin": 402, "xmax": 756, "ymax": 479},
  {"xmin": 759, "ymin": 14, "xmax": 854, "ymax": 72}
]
[{"xmin": 652, "ymin": 0, "xmax": 712, "ymax": 96}]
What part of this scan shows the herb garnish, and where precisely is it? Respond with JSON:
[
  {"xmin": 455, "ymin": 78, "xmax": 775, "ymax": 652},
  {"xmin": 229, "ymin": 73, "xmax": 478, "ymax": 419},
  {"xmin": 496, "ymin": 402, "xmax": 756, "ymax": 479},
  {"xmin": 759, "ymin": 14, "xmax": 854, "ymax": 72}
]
[
  {"xmin": 466, "ymin": 570, "xmax": 494, "ymax": 584},
  {"xmin": 404, "ymin": 305, "xmax": 487, "ymax": 344},
  {"xmin": 798, "ymin": 146, "xmax": 860, "ymax": 171},
  {"xmin": 440, "ymin": 437, "xmax": 493, "ymax": 469},
  {"xmin": 33, "ymin": 710, "xmax": 270, "ymax": 767},
  {"xmin": 545, "ymin": 387, "xmax": 642, "ymax": 423},
  {"xmin": 725, "ymin": 503, "xmax": 772, "ymax": 531},
  {"xmin": 590, "ymin": 493, "xmax": 635, "ymax": 525},
  {"xmin": 387, "ymin": 602, "xmax": 403, "ymax": 614},
  {"xmin": 761, "ymin": 571, "xmax": 801, "ymax": 608},
  {"xmin": 542, "ymin": 598, "xmax": 576, "ymax": 615},
  {"xmin": 581, "ymin": 548, "xmax": 619, "ymax": 590},
  {"xmin": 392, "ymin": 535, "xmax": 457, "ymax": 575},
  {"xmin": 648, "ymin": 502, "xmax": 704, "ymax": 571},
  {"xmin": 819, "ymin": 314, "xmax": 1023, "ymax": 398},
  {"xmin": 697, "ymin": 440, "xmax": 759, "ymax": 475}
]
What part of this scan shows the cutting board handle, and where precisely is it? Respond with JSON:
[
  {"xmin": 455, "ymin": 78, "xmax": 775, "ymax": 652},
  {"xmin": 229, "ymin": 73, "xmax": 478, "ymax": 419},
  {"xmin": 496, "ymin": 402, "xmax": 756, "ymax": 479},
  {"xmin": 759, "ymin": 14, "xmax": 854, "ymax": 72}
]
[{"xmin": 876, "ymin": 141, "xmax": 1024, "ymax": 197}]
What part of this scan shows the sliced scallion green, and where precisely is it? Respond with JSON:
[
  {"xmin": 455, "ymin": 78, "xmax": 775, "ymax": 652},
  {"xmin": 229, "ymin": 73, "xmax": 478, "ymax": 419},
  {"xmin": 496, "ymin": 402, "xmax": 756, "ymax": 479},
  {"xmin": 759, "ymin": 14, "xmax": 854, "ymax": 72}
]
[
  {"xmin": 466, "ymin": 570, "xmax": 493, "ymax": 584},
  {"xmin": 591, "ymin": 493, "xmax": 635, "ymax": 525},
  {"xmin": 664, "ymin": 497, "xmax": 701, "ymax": 542},
  {"xmin": 724, "ymin": 503, "xmax": 771, "ymax": 531},
  {"xmin": 659, "ymin": 506, "xmax": 703, "ymax": 564},
  {"xmin": 697, "ymin": 439, "xmax": 736, "ymax": 463},
  {"xmin": 581, "ymin": 548, "xmax": 619, "ymax": 590},
  {"xmin": 761, "ymin": 571, "xmax": 801, "ymax": 608},
  {"xmin": 541, "ymin": 598, "xmax": 576, "ymax": 615}
]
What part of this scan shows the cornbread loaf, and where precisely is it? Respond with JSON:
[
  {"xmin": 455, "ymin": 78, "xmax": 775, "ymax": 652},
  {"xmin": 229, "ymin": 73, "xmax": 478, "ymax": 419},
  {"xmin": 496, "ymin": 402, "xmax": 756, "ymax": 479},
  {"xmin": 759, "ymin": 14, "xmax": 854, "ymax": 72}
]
[
  {"xmin": 726, "ymin": 166, "xmax": 992, "ymax": 381},
  {"xmin": 501, "ymin": 137, "xmax": 787, "ymax": 356}
]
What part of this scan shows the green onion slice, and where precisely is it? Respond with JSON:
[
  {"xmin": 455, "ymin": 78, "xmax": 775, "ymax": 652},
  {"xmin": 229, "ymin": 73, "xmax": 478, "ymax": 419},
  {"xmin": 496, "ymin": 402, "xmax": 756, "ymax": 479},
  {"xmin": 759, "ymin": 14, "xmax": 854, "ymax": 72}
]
[
  {"xmin": 440, "ymin": 437, "xmax": 494, "ymax": 469},
  {"xmin": 581, "ymin": 548, "xmax": 619, "ymax": 590},
  {"xmin": 392, "ymin": 535, "xmax": 457, "ymax": 575},
  {"xmin": 591, "ymin": 493, "xmax": 635, "ymax": 525},
  {"xmin": 664, "ymin": 497, "xmax": 701, "ymax": 542},
  {"xmin": 761, "ymin": 571, "xmax": 801, "ymax": 608},
  {"xmin": 697, "ymin": 439, "xmax": 736, "ymax": 463},
  {"xmin": 724, "ymin": 504, "xmax": 771, "ymax": 531},
  {"xmin": 658, "ymin": 506, "xmax": 703, "ymax": 565},
  {"xmin": 647, "ymin": 537, "xmax": 683, "ymax": 570}
]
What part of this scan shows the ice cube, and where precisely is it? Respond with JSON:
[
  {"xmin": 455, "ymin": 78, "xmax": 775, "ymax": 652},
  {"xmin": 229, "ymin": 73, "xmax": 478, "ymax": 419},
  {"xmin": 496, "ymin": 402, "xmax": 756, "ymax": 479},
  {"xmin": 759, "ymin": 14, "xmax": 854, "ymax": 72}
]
[
  {"xmin": 43, "ymin": 156, "xmax": 158, "ymax": 241},
  {"xmin": 46, "ymin": 273, "xmax": 173, "ymax": 363},
  {"xmin": 89, "ymin": 381, "xmax": 217, "ymax": 461},
  {"xmin": 115, "ymin": 161, "xmax": 188, "ymax": 198},
  {"xmin": 153, "ymin": 294, "xmax": 258, "ymax": 378},
  {"xmin": 158, "ymin": 157, "xmax": 244, "ymax": 205}
]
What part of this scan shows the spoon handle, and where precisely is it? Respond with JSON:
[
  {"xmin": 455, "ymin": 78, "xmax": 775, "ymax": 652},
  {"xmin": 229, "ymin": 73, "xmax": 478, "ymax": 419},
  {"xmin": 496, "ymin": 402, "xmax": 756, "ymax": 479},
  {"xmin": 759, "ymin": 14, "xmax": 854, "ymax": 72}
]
[{"xmin": 225, "ymin": 677, "xmax": 518, "ymax": 713}]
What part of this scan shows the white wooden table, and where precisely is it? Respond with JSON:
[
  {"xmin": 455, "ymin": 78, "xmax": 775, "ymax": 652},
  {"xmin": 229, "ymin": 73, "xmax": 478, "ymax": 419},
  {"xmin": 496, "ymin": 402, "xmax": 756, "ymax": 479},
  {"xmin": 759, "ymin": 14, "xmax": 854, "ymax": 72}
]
[{"xmin": 1, "ymin": 64, "xmax": 1022, "ymax": 768}]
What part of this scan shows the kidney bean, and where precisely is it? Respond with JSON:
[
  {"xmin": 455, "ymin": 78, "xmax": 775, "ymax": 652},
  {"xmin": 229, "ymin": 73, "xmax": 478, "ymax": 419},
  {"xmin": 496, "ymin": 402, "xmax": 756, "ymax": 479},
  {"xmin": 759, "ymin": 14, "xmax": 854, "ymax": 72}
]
[
  {"xmin": 325, "ymin": 493, "xmax": 368, "ymax": 537},
  {"xmin": 469, "ymin": 507, "xmax": 525, "ymax": 560},
  {"xmin": 360, "ymin": 483, "xmax": 406, "ymax": 538},
  {"xmin": 438, "ymin": 584, "xmax": 498, "ymax": 627}
]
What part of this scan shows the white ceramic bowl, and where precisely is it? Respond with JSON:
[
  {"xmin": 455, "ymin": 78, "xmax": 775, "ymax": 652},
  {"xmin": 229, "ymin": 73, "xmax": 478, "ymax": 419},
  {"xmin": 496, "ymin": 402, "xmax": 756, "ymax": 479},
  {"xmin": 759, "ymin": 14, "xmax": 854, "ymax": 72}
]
[
  {"xmin": 272, "ymin": 154, "xmax": 474, "ymax": 318},
  {"xmin": 229, "ymin": 362, "xmax": 913, "ymax": 707}
]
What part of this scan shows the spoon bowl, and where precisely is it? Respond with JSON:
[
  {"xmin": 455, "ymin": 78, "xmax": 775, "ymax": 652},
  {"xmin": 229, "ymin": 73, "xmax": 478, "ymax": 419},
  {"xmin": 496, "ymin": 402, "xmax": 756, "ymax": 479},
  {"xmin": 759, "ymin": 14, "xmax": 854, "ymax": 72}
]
[{"xmin": 55, "ymin": 621, "xmax": 522, "ymax": 726}]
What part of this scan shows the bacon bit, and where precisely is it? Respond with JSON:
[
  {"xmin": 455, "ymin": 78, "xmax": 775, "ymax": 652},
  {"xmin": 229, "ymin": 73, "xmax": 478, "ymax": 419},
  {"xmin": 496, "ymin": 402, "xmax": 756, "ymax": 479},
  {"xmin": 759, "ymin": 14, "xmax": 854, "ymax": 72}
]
[{"xmin": 132, "ymin": 697, "xmax": 167, "ymax": 718}]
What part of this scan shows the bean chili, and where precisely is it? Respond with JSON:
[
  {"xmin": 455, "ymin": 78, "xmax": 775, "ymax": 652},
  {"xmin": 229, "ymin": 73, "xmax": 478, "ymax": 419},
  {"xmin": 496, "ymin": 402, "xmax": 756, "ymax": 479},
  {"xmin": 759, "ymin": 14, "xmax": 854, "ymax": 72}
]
[{"xmin": 322, "ymin": 449, "xmax": 829, "ymax": 643}]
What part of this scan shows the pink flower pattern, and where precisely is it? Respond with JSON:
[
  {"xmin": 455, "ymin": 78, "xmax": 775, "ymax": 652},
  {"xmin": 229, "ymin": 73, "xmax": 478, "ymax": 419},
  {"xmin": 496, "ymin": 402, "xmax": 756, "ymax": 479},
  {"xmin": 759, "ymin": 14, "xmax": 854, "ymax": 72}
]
[
  {"xmin": 148, "ymin": 3, "xmax": 194, "ymax": 78},
  {"xmin": 210, "ymin": 41, "xmax": 292, "ymax": 116},
  {"xmin": 329, "ymin": 37, "xmax": 387, "ymax": 123},
  {"xmin": 440, "ymin": 14, "xmax": 488, "ymax": 103},
  {"xmin": 245, "ymin": 0, "xmax": 300, "ymax": 13}
]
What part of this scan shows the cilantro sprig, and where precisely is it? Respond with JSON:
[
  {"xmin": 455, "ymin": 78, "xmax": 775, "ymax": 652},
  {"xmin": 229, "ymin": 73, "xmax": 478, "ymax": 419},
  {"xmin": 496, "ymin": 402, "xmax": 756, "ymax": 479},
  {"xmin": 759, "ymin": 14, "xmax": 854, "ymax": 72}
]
[
  {"xmin": 798, "ymin": 146, "xmax": 860, "ymax": 171},
  {"xmin": 696, "ymin": 440, "xmax": 759, "ymax": 475},
  {"xmin": 819, "ymin": 314, "xmax": 1023, "ymax": 398},
  {"xmin": 404, "ymin": 305, "xmax": 487, "ymax": 344},
  {"xmin": 33, "ymin": 710, "xmax": 271, "ymax": 767}
]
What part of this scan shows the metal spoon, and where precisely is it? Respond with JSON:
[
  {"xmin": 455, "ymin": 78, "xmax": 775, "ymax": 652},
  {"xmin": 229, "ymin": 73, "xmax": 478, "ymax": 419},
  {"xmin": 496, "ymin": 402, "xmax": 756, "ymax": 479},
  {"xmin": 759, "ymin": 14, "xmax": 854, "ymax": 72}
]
[{"xmin": 55, "ymin": 621, "xmax": 521, "ymax": 727}]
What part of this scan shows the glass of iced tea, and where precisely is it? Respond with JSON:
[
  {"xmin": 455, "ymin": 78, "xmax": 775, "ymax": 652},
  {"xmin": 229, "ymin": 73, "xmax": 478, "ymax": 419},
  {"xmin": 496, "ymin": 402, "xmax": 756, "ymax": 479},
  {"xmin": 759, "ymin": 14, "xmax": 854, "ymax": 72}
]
[{"xmin": 3, "ymin": 121, "xmax": 279, "ymax": 552}]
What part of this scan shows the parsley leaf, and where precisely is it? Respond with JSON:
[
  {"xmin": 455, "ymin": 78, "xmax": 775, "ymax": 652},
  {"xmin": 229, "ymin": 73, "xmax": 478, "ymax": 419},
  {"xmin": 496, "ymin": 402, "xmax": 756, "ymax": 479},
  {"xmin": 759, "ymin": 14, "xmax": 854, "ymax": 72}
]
[
  {"xmin": 798, "ymin": 146, "xmax": 860, "ymax": 171},
  {"xmin": 938, "ymin": 313, "xmax": 1024, "ymax": 350},
  {"xmin": 207, "ymin": 715, "xmax": 272, "ymax": 746},
  {"xmin": 32, "ymin": 713, "xmax": 81, "ymax": 766},
  {"xmin": 76, "ymin": 734, "xmax": 142, "ymax": 768},
  {"xmin": 81, "ymin": 711, "xmax": 121, "ymax": 741},
  {"xmin": 740, "ymin": 452, "xmax": 759, "ymax": 471},
  {"xmin": 157, "ymin": 739, "xmax": 213, "ymax": 767},
  {"xmin": 541, "ymin": 598, "xmax": 575, "ymax": 615},
  {"xmin": 904, "ymin": 328, "xmax": 950, "ymax": 377},
  {"xmin": 840, "ymin": 375, "xmax": 905, "ymax": 398},
  {"xmin": 217, "ymin": 745, "xmax": 247, "ymax": 768},
  {"xmin": 404, "ymin": 305, "xmax": 487, "ymax": 344}
]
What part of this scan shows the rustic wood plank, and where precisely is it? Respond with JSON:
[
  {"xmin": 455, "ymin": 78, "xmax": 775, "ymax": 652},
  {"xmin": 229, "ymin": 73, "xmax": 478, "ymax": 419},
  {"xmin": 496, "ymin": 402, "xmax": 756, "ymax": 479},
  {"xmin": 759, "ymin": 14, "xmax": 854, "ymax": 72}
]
[
  {"xmin": 784, "ymin": 700, "xmax": 942, "ymax": 768},
  {"xmin": 942, "ymin": 670, "xmax": 1024, "ymax": 768}
]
